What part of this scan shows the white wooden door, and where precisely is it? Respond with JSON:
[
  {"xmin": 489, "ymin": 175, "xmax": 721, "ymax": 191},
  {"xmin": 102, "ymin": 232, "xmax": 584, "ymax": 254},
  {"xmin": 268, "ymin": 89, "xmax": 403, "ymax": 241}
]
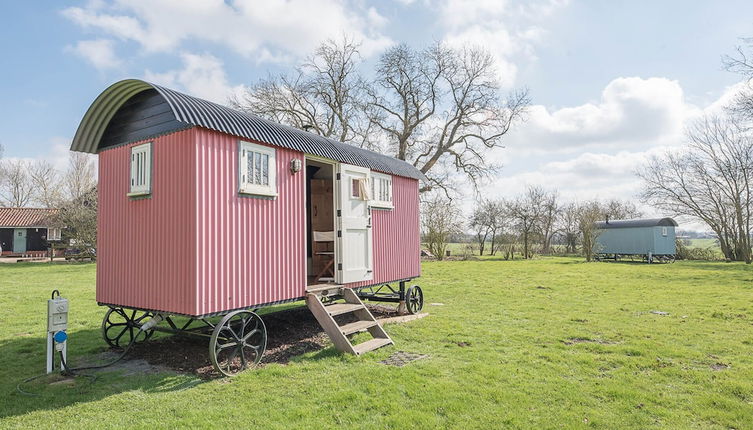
[{"xmin": 336, "ymin": 163, "xmax": 373, "ymax": 284}]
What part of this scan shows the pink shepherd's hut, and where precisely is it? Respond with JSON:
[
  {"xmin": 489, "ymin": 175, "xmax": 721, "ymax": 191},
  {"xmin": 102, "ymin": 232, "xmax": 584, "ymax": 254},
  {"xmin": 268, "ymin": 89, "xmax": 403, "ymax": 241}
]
[{"xmin": 70, "ymin": 79, "xmax": 425, "ymax": 375}]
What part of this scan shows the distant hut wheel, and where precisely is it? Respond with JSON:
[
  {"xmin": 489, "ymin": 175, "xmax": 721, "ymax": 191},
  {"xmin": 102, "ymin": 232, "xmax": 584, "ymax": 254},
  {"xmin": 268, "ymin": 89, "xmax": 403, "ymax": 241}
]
[
  {"xmin": 209, "ymin": 310, "xmax": 267, "ymax": 377},
  {"xmin": 102, "ymin": 307, "xmax": 154, "ymax": 348},
  {"xmin": 406, "ymin": 285, "xmax": 424, "ymax": 315}
]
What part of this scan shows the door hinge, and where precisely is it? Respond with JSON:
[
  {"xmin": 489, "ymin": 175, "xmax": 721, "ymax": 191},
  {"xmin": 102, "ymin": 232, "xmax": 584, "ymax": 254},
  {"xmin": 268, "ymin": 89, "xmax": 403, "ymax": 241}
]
[
  {"xmin": 338, "ymin": 263, "xmax": 342, "ymax": 271},
  {"xmin": 337, "ymin": 230, "xmax": 342, "ymax": 238},
  {"xmin": 336, "ymin": 173, "xmax": 341, "ymax": 180},
  {"xmin": 336, "ymin": 209, "xmax": 341, "ymax": 217}
]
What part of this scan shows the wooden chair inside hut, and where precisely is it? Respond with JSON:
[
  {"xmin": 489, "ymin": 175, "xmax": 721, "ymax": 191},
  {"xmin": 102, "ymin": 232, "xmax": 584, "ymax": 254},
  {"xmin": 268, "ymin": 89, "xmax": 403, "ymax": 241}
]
[
  {"xmin": 307, "ymin": 161, "xmax": 336, "ymax": 284},
  {"xmin": 312, "ymin": 230, "xmax": 335, "ymax": 283}
]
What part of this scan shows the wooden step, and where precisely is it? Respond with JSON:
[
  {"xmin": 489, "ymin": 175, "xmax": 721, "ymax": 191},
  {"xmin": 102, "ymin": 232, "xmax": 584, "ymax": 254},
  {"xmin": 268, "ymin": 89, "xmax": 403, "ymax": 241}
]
[
  {"xmin": 352, "ymin": 337, "xmax": 393, "ymax": 355},
  {"xmin": 339, "ymin": 320, "xmax": 378, "ymax": 335},
  {"xmin": 324, "ymin": 303, "xmax": 364, "ymax": 316},
  {"xmin": 306, "ymin": 284, "xmax": 342, "ymax": 293},
  {"xmin": 306, "ymin": 289, "xmax": 393, "ymax": 356}
]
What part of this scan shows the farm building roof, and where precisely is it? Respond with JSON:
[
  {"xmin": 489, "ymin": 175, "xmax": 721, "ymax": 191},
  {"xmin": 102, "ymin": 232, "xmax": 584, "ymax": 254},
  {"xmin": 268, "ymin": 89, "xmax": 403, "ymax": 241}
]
[
  {"xmin": 70, "ymin": 79, "xmax": 427, "ymax": 181},
  {"xmin": 595, "ymin": 218, "xmax": 678, "ymax": 229},
  {"xmin": 0, "ymin": 208, "xmax": 58, "ymax": 228}
]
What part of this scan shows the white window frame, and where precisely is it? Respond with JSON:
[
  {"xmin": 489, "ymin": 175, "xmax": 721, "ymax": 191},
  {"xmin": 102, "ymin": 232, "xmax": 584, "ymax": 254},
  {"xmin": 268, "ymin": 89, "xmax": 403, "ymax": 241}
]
[
  {"xmin": 662, "ymin": 226, "xmax": 668, "ymax": 237},
  {"xmin": 47, "ymin": 228, "xmax": 62, "ymax": 241},
  {"xmin": 239, "ymin": 141, "xmax": 277, "ymax": 197},
  {"xmin": 370, "ymin": 172, "xmax": 393, "ymax": 209},
  {"xmin": 128, "ymin": 142, "xmax": 152, "ymax": 197}
]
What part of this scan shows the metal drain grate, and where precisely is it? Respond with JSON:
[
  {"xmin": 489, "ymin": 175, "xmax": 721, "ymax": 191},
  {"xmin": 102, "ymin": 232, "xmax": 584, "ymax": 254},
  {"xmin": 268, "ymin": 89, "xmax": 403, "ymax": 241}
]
[{"xmin": 379, "ymin": 351, "xmax": 429, "ymax": 367}]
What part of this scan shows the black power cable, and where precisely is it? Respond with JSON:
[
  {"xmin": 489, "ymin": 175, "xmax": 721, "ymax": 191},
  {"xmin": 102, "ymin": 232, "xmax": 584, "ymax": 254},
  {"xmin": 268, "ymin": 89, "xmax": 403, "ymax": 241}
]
[{"xmin": 16, "ymin": 329, "xmax": 143, "ymax": 397}]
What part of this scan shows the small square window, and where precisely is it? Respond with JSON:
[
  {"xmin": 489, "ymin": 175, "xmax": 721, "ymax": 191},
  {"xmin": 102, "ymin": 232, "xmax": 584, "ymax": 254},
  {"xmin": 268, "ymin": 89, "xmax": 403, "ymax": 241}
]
[
  {"xmin": 47, "ymin": 228, "xmax": 62, "ymax": 241},
  {"xmin": 370, "ymin": 172, "xmax": 393, "ymax": 209},
  {"xmin": 128, "ymin": 142, "xmax": 152, "ymax": 196},
  {"xmin": 662, "ymin": 227, "xmax": 668, "ymax": 237},
  {"xmin": 239, "ymin": 141, "xmax": 276, "ymax": 196}
]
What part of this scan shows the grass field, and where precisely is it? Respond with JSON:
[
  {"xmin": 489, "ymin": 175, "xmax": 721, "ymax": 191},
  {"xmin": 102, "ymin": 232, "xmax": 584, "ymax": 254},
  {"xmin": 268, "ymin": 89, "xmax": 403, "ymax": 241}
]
[{"xmin": 2, "ymin": 258, "xmax": 753, "ymax": 429}]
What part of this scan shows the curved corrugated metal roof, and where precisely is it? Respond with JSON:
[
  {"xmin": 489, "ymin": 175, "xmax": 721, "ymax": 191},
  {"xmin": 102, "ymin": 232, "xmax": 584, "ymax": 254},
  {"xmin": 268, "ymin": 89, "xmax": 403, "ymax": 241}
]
[
  {"xmin": 595, "ymin": 218, "xmax": 679, "ymax": 229},
  {"xmin": 70, "ymin": 79, "xmax": 426, "ymax": 180}
]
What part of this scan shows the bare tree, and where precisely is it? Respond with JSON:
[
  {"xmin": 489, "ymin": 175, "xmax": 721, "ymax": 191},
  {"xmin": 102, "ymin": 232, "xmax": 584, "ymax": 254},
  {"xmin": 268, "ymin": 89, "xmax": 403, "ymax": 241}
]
[
  {"xmin": 723, "ymin": 38, "xmax": 753, "ymax": 120},
  {"xmin": 237, "ymin": 41, "xmax": 529, "ymax": 197},
  {"xmin": 410, "ymin": 45, "xmax": 529, "ymax": 195},
  {"xmin": 231, "ymin": 37, "xmax": 367, "ymax": 145},
  {"xmin": 559, "ymin": 202, "xmax": 580, "ymax": 254},
  {"xmin": 366, "ymin": 43, "xmax": 442, "ymax": 158},
  {"xmin": 538, "ymin": 190, "xmax": 560, "ymax": 254},
  {"xmin": 421, "ymin": 195, "xmax": 463, "ymax": 260},
  {"xmin": 507, "ymin": 186, "xmax": 548, "ymax": 259},
  {"xmin": 469, "ymin": 200, "xmax": 491, "ymax": 256},
  {"xmin": 0, "ymin": 159, "xmax": 34, "ymax": 207},
  {"xmin": 53, "ymin": 186, "xmax": 98, "ymax": 258},
  {"xmin": 65, "ymin": 152, "xmax": 96, "ymax": 202},
  {"xmin": 486, "ymin": 200, "xmax": 507, "ymax": 255},
  {"xmin": 637, "ymin": 116, "xmax": 753, "ymax": 263},
  {"xmin": 29, "ymin": 160, "xmax": 61, "ymax": 208},
  {"xmin": 577, "ymin": 201, "xmax": 604, "ymax": 262},
  {"xmin": 602, "ymin": 199, "xmax": 642, "ymax": 220}
]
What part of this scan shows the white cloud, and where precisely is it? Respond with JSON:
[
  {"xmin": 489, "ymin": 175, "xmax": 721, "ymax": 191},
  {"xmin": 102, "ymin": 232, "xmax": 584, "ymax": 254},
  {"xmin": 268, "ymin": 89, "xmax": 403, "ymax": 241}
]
[
  {"xmin": 62, "ymin": 0, "xmax": 393, "ymax": 61},
  {"xmin": 65, "ymin": 39, "xmax": 121, "ymax": 70},
  {"xmin": 472, "ymin": 77, "xmax": 747, "ymax": 227},
  {"xmin": 503, "ymin": 77, "xmax": 699, "ymax": 157},
  {"xmin": 144, "ymin": 53, "xmax": 247, "ymax": 104},
  {"xmin": 438, "ymin": 0, "xmax": 569, "ymax": 85}
]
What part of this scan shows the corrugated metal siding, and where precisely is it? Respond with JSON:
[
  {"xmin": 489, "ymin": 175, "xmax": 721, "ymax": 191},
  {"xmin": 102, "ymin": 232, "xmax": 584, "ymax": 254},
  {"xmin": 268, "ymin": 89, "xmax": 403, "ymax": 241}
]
[
  {"xmin": 194, "ymin": 128, "xmax": 306, "ymax": 315},
  {"xmin": 71, "ymin": 79, "xmax": 426, "ymax": 181},
  {"xmin": 97, "ymin": 129, "xmax": 196, "ymax": 315},
  {"xmin": 596, "ymin": 226, "xmax": 676, "ymax": 255},
  {"xmin": 346, "ymin": 175, "xmax": 421, "ymax": 289},
  {"xmin": 652, "ymin": 226, "xmax": 677, "ymax": 255}
]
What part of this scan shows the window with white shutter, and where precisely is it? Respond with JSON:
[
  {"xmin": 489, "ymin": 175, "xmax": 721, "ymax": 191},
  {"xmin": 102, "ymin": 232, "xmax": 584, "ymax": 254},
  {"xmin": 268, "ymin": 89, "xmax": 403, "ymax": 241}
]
[
  {"xmin": 129, "ymin": 142, "xmax": 152, "ymax": 196},
  {"xmin": 370, "ymin": 172, "xmax": 393, "ymax": 209},
  {"xmin": 47, "ymin": 228, "xmax": 61, "ymax": 241},
  {"xmin": 239, "ymin": 141, "xmax": 277, "ymax": 197}
]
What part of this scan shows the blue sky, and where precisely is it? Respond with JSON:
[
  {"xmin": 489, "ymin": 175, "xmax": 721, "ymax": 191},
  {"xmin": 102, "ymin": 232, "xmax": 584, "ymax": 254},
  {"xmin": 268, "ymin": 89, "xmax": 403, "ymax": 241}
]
[{"xmin": 1, "ymin": 0, "xmax": 752, "ymax": 218}]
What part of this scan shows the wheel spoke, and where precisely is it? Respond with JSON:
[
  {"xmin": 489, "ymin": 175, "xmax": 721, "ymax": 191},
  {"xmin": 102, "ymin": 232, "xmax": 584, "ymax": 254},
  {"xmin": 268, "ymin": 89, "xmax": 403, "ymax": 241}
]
[
  {"xmin": 111, "ymin": 325, "xmax": 129, "ymax": 342},
  {"xmin": 239, "ymin": 346, "xmax": 248, "ymax": 369},
  {"xmin": 216, "ymin": 340, "xmax": 239, "ymax": 351},
  {"xmin": 242, "ymin": 328, "xmax": 260, "ymax": 342}
]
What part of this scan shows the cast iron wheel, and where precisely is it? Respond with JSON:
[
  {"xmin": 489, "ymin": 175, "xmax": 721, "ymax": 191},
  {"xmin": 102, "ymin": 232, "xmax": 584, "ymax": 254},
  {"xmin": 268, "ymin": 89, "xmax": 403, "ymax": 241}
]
[
  {"xmin": 102, "ymin": 307, "xmax": 154, "ymax": 348},
  {"xmin": 406, "ymin": 285, "xmax": 424, "ymax": 315},
  {"xmin": 209, "ymin": 310, "xmax": 267, "ymax": 377}
]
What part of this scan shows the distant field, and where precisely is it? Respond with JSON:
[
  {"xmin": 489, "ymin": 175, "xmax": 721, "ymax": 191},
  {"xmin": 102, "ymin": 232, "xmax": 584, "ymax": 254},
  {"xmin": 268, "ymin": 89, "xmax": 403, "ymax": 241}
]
[
  {"xmin": 2, "ymin": 258, "xmax": 753, "ymax": 428},
  {"xmin": 687, "ymin": 238, "xmax": 721, "ymax": 250}
]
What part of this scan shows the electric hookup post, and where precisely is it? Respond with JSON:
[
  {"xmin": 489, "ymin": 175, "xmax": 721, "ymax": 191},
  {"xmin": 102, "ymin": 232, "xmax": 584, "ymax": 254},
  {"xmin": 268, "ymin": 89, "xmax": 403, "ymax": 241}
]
[{"xmin": 47, "ymin": 290, "xmax": 68, "ymax": 374}]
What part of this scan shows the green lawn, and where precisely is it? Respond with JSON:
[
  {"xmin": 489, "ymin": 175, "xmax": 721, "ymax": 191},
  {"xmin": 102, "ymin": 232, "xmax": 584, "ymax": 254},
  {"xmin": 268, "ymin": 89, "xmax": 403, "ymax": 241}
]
[{"xmin": 2, "ymin": 258, "xmax": 753, "ymax": 429}]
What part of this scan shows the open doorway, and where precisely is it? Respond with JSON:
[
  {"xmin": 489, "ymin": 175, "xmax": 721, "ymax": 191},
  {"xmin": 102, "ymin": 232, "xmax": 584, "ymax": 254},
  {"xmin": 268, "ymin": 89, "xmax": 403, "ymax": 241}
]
[{"xmin": 305, "ymin": 159, "xmax": 336, "ymax": 286}]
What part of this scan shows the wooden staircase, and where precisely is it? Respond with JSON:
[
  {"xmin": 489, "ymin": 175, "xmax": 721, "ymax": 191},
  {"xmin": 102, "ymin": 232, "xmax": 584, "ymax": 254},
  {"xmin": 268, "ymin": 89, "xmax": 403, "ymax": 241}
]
[{"xmin": 306, "ymin": 285, "xmax": 393, "ymax": 355}]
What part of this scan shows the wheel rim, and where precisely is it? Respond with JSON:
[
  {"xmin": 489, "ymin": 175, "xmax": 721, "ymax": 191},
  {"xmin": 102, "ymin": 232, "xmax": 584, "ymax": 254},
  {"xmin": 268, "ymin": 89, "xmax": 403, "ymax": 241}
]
[
  {"xmin": 406, "ymin": 286, "xmax": 424, "ymax": 315},
  {"xmin": 101, "ymin": 307, "xmax": 153, "ymax": 348},
  {"xmin": 210, "ymin": 310, "xmax": 267, "ymax": 377}
]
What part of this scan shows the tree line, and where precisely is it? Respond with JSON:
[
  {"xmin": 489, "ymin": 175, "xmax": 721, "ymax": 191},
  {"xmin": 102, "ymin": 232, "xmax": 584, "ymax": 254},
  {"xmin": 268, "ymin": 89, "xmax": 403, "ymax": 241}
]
[
  {"xmin": 0, "ymin": 149, "xmax": 97, "ymax": 253},
  {"xmin": 421, "ymin": 187, "xmax": 640, "ymax": 261}
]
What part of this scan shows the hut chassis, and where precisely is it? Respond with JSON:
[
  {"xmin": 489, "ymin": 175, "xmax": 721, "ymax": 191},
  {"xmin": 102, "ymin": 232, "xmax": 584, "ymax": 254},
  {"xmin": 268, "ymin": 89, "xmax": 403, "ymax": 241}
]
[
  {"xmin": 594, "ymin": 253, "xmax": 676, "ymax": 263},
  {"xmin": 100, "ymin": 280, "xmax": 423, "ymax": 376}
]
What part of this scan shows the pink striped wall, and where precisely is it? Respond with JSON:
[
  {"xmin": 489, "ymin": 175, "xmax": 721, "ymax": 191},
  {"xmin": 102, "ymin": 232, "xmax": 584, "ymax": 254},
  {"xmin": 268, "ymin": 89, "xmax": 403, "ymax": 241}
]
[
  {"xmin": 345, "ymin": 175, "xmax": 421, "ymax": 289},
  {"xmin": 194, "ymin": 129, "xmax": 306, "ymax": 315},
  {"xmin": 97, "ymin": 129, "xmax": 197, "ymax": 315},
  {"xmin": 97, "ymin": 127, "xmax": 420, "ymax": 317}
]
